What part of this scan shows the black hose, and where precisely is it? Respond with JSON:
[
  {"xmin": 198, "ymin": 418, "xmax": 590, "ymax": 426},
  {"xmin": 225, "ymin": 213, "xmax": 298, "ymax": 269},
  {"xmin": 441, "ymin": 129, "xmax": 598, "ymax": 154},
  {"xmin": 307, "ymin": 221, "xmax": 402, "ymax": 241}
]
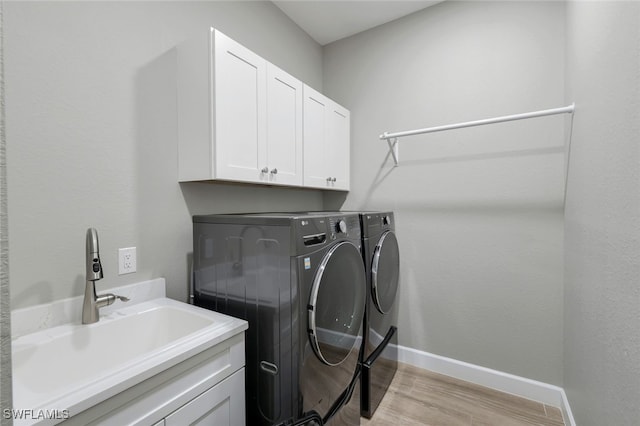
[
  {"xmin": 322, "ymin": 363, "xmax": 362, "ymax": 424},
  {"xmin": 274, "ymin": 410, "xmax": 324, "ymax": 426},
  {"xmin": 364, "ymin": 326, "xmax": 397, "ymax": 367}
]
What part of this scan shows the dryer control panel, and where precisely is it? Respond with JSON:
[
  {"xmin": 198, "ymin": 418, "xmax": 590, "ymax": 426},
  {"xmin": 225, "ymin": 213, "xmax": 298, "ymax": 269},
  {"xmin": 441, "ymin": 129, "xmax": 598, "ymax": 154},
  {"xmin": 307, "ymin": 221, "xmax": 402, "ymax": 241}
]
[
  {"xmin": 294, "ymin": 213, "xmax": 361, "ymax": 254},
  {"xmin": 327, "ymin": 215, "xmax": 360, "ymax": 240}
]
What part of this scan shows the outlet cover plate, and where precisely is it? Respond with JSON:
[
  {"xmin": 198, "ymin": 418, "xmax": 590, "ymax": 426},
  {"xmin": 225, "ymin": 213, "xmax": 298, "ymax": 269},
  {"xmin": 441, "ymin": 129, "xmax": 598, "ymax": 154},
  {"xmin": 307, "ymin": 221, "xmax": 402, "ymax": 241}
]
[{"xmin": 118, "ymin": 247, "xmax": 137, "ymax": 275}]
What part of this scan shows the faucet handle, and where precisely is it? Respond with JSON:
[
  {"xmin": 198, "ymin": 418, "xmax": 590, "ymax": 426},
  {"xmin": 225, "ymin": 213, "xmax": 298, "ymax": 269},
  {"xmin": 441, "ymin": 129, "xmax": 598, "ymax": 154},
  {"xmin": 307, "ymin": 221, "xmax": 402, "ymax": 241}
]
[{"xmin": 95, "ymin": 293, "xmax": 130, "ymax": 310}]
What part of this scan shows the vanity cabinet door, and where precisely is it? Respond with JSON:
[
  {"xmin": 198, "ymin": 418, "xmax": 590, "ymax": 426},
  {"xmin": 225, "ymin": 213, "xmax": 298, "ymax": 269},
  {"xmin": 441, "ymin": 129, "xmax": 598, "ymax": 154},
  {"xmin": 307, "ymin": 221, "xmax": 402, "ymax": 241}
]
[{"xmin": 165, "ymin": 368, "xmax": 245, "ymax": 426}]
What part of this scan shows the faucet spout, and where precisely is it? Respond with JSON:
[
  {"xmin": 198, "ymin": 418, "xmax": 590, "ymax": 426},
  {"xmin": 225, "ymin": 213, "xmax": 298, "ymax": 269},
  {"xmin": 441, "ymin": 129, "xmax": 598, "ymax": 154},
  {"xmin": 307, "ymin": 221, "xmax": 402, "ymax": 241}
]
[
  {"xmin": 86, "ymin": 228, "xmax": 103, "ymax": 281},
  {"xmin": 82, "ymin": 228, "xmax": 128, "ymax": 324}
]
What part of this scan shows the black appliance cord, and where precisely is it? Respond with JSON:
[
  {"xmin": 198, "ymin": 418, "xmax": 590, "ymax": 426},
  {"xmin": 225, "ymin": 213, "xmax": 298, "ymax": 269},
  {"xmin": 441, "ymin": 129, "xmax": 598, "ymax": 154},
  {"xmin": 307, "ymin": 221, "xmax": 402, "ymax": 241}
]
[
  {"xmin": 275, "ymin": 410, "xmax": 324, "ymax": 426},
  {"xmin": 322, "ymin": 363, "xmax": 362, "ymax": 424}
]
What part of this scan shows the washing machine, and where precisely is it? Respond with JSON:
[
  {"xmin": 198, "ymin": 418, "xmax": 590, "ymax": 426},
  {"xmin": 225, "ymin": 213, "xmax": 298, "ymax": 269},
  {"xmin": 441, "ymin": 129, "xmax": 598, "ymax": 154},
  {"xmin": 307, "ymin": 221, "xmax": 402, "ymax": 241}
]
[
  {"xmin": 359, "ymin": 212, "xmax": 400, "ymax": 419},
  {"xmin": 192, "ymin": 212, "xmax": 366, "ymax": 425}
]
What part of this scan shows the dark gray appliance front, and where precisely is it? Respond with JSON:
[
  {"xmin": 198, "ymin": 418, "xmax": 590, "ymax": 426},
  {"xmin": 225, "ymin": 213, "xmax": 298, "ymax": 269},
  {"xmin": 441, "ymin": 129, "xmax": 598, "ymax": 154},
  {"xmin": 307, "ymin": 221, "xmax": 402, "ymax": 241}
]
[
  {"xmin": 193, "ymin": 213, "xmax": 365, "ymax": 426},
  {"xmin": 359, "ymin": 212, "xmax": 400, "ymax": 419}
]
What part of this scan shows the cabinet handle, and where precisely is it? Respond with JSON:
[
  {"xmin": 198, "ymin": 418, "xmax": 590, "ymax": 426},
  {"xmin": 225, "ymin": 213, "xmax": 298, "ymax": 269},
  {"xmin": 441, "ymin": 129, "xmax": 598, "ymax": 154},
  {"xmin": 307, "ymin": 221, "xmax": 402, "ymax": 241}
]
[
  {"xmin": 261, "ymin": 167, "xmax": 269, "ymax": 174},
  {"xmin": 270, "ymin": 168, "xmax": 278, "ymax": 175}
]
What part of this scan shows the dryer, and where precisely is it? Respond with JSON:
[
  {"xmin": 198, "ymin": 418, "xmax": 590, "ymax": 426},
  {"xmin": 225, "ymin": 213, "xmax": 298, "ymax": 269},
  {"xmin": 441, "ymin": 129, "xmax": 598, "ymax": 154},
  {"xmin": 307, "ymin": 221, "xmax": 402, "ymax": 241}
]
[
  {"xmin": 192, "ymin": 212, "xmax": 366, "ymax": 425},
  {"xmin": 359, "ymin": 212, "xmax": 400, "ymax": 419}
]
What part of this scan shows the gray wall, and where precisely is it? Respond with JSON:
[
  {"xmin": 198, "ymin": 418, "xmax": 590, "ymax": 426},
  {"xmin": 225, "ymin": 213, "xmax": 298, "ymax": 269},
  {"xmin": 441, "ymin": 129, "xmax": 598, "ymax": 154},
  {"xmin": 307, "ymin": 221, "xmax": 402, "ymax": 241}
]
[
  {"xmin": 7, "ymin": 4, "xmax": 640, "ymax": 423},
  {"xmin": 4, "ymin": 1, "xmax": 324, "ymax": 310},
  {"xmin": 1, "ymin": 0, "xmax": 14, "ymax": 422},
  {"xmin": 323, "ymin": 1, "xmax": 565, "ymax": 385},
  {"xmin": 564, "ymin": 2, "xmax": 640, "ymax": 425}
]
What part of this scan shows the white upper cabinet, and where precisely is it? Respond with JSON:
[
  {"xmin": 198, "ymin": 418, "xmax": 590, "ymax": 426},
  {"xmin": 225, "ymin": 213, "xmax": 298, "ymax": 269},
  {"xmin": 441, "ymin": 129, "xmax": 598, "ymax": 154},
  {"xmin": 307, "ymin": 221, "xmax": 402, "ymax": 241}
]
[
  {"xmin": 303, "ymin": 85, "xmax": 350, "ymax": 191},
  {"xmin": 178, "ymin": 28, "xmax": 346, "ymax": 190},
  {"xmin": 213, "ymin": 30, "xmax": 268, "ymax": 183},
  {"xmin": 266, "ymin": 64, "xmax": 303, "ymax": 186}
]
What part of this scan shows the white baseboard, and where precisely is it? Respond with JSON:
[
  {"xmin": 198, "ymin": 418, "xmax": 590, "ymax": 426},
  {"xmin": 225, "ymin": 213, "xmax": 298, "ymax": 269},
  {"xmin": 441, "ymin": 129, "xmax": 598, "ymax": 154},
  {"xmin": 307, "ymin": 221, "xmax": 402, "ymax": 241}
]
[{"xmin": 396, "ymin": 344, "xmax": 576, "ymax": 426}]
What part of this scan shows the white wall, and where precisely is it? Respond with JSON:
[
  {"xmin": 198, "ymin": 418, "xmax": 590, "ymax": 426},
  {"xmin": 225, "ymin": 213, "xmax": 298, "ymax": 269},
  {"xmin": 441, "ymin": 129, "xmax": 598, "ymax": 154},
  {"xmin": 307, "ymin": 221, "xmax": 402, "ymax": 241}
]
[
  {"xmin": 564, "ymin": 2, "xmax": 640, "ymax": 425},
  {"xmin": 5, "ymin": 1, "xmax": 324, "ymax": 310},
  {"xmin": 323, "ymin": 1, "xmax": 565, "ymax": 385}
]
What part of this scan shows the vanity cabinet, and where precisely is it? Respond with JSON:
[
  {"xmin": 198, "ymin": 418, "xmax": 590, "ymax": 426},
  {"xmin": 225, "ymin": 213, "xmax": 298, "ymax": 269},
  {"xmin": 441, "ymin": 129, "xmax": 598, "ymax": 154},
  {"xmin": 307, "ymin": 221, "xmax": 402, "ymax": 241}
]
[
  {"xmin": 303, "ymin": 85, "xmax": 350, "ymax": 191},
  {"xmin": 178, "ymin": 28, "xmax": 303, "ymax": 186},
  {"xmin": 63, "ymin": 333, "xmax": 246, "ymax": 426},
  {"xmin": 164, "ymin": 370, "xmax": 244, "ymax": 425}
]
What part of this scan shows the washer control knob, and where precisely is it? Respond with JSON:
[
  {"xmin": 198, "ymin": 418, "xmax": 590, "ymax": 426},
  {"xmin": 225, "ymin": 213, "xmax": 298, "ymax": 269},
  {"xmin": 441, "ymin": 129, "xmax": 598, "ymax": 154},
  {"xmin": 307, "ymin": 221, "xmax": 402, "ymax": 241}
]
[
  {"xmin": 336, "ymin": 220, "xmax": 347, "ymax": 234},
  {"xmin": 383, "ymin": 215, "xmax": 392, "ymax": 226}
]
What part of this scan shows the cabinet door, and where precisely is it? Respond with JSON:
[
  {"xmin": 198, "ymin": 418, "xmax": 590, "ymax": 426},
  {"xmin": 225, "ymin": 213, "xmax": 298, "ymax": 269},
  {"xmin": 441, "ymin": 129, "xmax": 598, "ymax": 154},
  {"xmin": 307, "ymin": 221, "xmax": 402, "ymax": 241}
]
[
  {"xmin": 266, "ymin": 64, "xmax": 303, "ymax": 186},
  {"xmin": 165, "ymin": 368, "xmax": 245, "ymax": 426},
  {"xmin": 327, "ymin": 102, "xmax": 350, "ymax": 191},
  {"xmin": 303, "ymin": 85, "xmax": 350, "ymax": 191},
  {"xmin": 214, "ymin": 30, "xmax": 267, "ymax": 183},
  {"xmin": 303, "ymin": 85, "xmax": 329, "ymax": 188}
]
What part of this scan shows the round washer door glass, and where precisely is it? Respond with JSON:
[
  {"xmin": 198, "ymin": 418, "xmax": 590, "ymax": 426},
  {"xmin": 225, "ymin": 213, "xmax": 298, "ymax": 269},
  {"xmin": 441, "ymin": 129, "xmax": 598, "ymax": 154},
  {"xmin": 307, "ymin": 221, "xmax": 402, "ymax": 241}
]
[
  {"xmin": 371, "ymin": 231, "xmax": 400, "ymax": 314},
  {"xmin": 309, "ymin": 241, "xmax": 366, "ymax": 366}
]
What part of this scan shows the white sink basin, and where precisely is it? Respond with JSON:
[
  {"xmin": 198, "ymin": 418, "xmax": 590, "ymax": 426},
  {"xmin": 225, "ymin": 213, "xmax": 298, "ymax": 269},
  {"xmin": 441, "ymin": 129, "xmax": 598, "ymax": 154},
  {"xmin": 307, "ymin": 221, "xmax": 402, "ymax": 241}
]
[{"xmin": 11, "ymin": 297, "xmax": 247, "ymax": 424}]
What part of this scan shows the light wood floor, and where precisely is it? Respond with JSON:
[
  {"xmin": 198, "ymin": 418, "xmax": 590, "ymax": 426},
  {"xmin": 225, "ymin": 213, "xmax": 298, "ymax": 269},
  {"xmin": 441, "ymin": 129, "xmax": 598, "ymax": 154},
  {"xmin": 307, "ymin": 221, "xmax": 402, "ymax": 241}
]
[{"xmin": 362, "ymin": 363, "xmax": 564, "ymax": 426}]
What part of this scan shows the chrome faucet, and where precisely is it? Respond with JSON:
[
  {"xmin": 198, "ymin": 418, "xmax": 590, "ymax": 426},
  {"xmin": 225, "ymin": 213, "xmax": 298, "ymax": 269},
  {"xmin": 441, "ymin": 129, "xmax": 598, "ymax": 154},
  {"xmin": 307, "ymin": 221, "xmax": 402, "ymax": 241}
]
[{"xmin": 82, "ymin": 228, "xmax": 129, "ymax": 324}]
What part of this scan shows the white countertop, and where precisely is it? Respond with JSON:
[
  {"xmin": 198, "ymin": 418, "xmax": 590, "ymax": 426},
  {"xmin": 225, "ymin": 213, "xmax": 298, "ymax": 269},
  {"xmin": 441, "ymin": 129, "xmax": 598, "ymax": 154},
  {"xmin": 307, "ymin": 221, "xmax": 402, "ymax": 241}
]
[{"xmin": 10, "ymin": 279, "xmax": 247, "ymax": 425}]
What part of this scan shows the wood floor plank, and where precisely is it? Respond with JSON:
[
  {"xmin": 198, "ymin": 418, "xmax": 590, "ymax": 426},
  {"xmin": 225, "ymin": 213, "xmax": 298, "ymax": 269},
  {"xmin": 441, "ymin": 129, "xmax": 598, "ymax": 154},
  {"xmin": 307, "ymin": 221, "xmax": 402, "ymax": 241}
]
[
  {"xmin": 544, "ymin": 405, "xmax": 564, "ymax": 423},
  {"xmin": 362, "ymin": 363, "xmax": 564, "ymax": 426}
]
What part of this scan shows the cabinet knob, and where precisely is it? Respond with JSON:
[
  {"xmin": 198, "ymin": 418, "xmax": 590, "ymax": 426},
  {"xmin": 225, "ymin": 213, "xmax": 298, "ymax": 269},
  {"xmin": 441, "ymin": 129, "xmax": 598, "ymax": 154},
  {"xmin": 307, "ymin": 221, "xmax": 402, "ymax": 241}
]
[
  {"xmin": 261, "ymin": 167, "xmax": 269, "ymax": 174},
  {"xmin": 270, "ymin": 168, "xmax": 278, "ymax": 175},
  {"xmin": 326, "ymin": 177, "xmax": 332, "ymax": 182},
  {"xmin": 332, "ymin": 177, "xmax": 337, "ymax": 182}
]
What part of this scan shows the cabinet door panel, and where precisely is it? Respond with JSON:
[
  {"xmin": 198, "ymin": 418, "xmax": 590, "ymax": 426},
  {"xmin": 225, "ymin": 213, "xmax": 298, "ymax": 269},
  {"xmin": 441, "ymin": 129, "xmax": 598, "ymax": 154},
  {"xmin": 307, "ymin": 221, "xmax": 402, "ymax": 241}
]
[
  {"xmin": 303, "ymin": 87, "xmax": 329, "ymax": 188},
  {"xmin": 267, "ymin": 65, "xmax": 303, "ymax": 186},
  {"xmin": 165, "ymin": 369, "xmax": 245, "ymax": 426},
  {"xmin": 214, "ymin": 32, "xmax": 267, "ymax": 182},
  {"xmin": 327, "ymin": 104, "xmax": 350, "ymax": 190}
]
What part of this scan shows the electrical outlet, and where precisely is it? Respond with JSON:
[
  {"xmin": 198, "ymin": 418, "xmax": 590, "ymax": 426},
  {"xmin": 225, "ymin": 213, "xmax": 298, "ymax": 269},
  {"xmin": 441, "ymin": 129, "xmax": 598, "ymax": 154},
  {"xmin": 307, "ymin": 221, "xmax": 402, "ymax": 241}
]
[{"xmin": 118, "ymin": 247, "xmax": 137, "ymax": 275}]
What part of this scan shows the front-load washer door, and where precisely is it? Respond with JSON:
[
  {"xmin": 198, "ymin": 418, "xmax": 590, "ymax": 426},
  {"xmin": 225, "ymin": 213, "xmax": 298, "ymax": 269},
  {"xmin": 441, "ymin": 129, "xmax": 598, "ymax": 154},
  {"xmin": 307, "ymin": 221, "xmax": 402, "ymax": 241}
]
[
  {"xmin": 371, "ymin": 231, "xmax": 400, "ymax": 314},
  {"xmin": 308, "ymin": 241, "xmax": 366, "ymax": 366}
]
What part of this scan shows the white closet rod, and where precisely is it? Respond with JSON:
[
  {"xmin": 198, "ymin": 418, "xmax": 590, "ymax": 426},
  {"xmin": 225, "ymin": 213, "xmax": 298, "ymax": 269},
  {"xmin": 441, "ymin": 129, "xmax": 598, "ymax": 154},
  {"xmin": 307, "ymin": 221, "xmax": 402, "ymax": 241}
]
[{"xmin": 379, "ymin": 104, "xmax": 575, "ymax": 141}]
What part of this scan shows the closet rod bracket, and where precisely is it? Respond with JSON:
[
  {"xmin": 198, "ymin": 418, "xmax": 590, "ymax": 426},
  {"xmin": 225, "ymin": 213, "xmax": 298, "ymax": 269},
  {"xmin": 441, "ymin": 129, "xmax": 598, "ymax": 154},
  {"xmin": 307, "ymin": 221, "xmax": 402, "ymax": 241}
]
[{"xmin": 383, "ymin": 137, "xmax": 399, "ymax": 166}]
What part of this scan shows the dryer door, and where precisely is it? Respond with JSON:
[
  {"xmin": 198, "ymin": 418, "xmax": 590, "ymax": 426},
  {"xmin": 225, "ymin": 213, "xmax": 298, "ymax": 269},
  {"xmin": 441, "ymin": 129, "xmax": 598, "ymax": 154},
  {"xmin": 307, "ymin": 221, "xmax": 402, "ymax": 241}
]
[
  {"xmin": 371, "ymin": 231, "xmax": 400, "ymax": 314},
  {"xmin": 308, "ymin": 241, "xmax": 366, "ymax": 366}
]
